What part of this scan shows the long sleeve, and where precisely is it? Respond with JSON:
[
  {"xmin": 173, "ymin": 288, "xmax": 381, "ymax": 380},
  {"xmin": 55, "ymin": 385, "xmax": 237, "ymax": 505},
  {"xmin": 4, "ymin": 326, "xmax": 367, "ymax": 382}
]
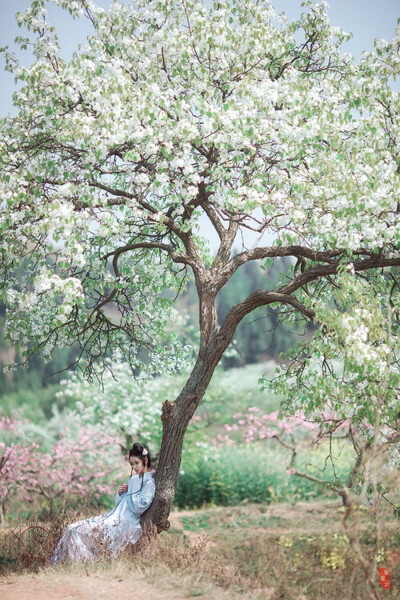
[
  {"xmin": 114, "ymin": 488, "xmax": 125, "ymax": 507},
  {"xmin": 127, "ymin": 479, "xmax": 156, "ymax": 516}
]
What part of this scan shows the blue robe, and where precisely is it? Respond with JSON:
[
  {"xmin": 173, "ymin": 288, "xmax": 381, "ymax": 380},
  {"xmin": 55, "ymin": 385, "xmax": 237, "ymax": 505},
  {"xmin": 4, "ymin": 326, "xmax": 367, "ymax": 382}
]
[{"xmin": 51, "ymin": 471, "xmax": 156, "ymax": 563}]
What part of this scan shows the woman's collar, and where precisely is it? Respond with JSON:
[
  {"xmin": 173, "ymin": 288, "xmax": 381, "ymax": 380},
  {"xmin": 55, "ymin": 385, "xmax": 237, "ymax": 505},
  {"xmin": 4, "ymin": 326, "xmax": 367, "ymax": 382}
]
[{"xmin": 130, "ymin": 470, "xmax": 153, "ymax": 481}]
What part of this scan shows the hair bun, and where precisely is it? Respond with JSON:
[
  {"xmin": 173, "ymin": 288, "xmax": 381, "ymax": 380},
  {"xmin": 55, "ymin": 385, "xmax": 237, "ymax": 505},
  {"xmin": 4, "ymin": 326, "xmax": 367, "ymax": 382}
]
[
  {"xmin": 131, "ymin": 442, "xmax": 148, "ymax": 456},
  {"xmin": 129, "ymin": 442, "xmax": 151, "ymax": 468}
]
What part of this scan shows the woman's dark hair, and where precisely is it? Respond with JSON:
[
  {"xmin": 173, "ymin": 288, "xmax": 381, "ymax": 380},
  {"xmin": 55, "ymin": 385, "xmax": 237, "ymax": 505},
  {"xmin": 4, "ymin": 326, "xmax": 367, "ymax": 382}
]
[{"xmin": 129, "ymin": 442, "xmax": 151, "ymax": 468}]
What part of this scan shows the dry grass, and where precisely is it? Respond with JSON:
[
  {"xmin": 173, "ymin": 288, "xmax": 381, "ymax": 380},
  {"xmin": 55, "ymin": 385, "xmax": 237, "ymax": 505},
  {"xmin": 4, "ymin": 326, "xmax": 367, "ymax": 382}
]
[
  {"xmin": 0, "ymin": 500, "xmax": 102, "ymax": 574},
  {"xmin": 1, "ymin": 499, "xmax": 399, "ymax": 600}
]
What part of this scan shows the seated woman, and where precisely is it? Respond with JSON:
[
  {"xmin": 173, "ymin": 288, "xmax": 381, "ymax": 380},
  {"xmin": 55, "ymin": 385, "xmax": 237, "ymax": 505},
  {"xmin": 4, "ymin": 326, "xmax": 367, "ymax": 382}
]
[{"xmin": 51, "ymin": 442, "xmax": 156, "ymax": 563}]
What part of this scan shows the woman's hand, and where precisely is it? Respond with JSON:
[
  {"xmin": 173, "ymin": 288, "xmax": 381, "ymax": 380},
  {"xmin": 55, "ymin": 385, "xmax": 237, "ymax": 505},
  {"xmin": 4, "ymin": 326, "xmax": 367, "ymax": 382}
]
[{"xmin": 118, "ymin": 483, "xmax": 128, "ymax": 495}]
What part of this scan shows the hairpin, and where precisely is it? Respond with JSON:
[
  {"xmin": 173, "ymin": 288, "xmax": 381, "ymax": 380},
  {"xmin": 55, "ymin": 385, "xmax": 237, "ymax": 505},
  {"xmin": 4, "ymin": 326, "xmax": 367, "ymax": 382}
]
[{"xmin": 142, "ymin": 448, "xmax": 148, "ymax": 455}]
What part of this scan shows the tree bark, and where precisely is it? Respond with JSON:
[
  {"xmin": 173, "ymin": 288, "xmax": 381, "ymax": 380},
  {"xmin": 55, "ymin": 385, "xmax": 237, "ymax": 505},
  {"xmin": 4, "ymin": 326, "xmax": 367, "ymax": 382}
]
[
  {"xmin": 0, "ymin": 499, "xmax": 5, "ymax": 526},
  {"xmin": 141, "ymin": 337, "xmax": 227, "ymax": 533}
]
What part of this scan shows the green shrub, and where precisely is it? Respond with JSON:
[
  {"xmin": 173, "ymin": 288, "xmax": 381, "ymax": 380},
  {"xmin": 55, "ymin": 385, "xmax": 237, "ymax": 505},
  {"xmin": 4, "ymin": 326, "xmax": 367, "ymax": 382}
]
[
  {"xmin": 0, "ymin": 384, "xmax": 67, "ymax": 422},
  {"xmin": 175, "ymin": 441, "xmax": 354, "ymax": 509},
  {"xmin": 175, "ymin": 445, "xmax": 273, "ymax": 508}
]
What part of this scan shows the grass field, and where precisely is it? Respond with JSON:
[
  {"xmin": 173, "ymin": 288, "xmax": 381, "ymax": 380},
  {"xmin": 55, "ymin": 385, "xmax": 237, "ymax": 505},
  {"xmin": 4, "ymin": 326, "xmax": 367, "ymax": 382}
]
[{"xmin": 1, "ymin": 499, "xmax": 399, "ymax": 600}]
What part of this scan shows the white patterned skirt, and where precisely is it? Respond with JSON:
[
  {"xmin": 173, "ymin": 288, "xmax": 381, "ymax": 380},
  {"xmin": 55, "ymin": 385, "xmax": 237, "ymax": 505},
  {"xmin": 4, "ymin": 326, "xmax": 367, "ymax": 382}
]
[{"xmin": 51, "ymin": 511, "xmax": 142, "ymax": 563}]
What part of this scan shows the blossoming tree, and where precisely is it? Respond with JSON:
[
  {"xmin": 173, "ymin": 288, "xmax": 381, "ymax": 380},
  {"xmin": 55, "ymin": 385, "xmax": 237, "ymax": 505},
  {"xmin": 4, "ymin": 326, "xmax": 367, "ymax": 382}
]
[
  {"xmin": 1, "ymin": 0, "xmax": 399, "ymax": 533},
  {"xmin": 56, "ymin": 359, "xmax": 184, "ymax": 452},
  {"xmin": 0, "ymin": 413, "xmax": 120, "ymax": 523}
]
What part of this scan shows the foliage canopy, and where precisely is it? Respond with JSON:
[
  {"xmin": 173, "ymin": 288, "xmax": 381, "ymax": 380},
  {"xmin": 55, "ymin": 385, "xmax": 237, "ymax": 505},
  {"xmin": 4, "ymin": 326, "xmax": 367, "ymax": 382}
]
[{"xmin": 1, "ymin": 0, "xmax": 399, "ymax": 383}]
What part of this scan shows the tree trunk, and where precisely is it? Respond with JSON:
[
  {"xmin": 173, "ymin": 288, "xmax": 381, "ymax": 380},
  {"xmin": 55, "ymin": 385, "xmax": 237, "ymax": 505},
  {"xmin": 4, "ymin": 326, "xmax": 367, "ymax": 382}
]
[
  {"xmin": 141, "ymin": 340, "xmax": 225, "ymax": 534},
  {"xmin": 0, "ymin": 499, "xmax": 5, "ymax": 526}
]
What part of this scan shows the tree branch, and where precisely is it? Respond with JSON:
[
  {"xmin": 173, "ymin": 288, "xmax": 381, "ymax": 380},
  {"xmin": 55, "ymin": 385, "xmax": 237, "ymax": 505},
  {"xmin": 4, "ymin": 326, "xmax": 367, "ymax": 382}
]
[
  {"xmin": 102, "ymin": 241, "xmax": 194, "ymax": 268},
  {"xmin": 211, "ymin": 217, "xmax": 239, "ymax": 268},
  {"xmin": 216, "ymin": 255, "xmax": 400, "ymax": 347},
  {"xmin": 219, "ymin": 245, "xmax": 373, "ymax": 285},
  {"xmin": 202, "ymin": 201, "xmax": 226, "ymax": 241}
]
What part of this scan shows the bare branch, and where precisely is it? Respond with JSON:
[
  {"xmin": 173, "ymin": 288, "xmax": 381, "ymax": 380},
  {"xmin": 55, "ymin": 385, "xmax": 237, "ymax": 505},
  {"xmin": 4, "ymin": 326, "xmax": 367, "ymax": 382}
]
[
  {"xmin": 102, "ymin": 241, "xmax": 194, "ymax": 268},
  {"xmin": 219, "ymin": 245, "xmax": 374, "ymax": 285},
  {"xmin": 202, "ymin": 201, "xmax": 226, "ymax": 241}
]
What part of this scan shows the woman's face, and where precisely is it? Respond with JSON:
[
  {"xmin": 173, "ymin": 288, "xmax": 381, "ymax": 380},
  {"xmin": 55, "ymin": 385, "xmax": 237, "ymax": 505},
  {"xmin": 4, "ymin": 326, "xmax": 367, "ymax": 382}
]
[{"xmin": 129, "ymin": 456, "xmax": 145, "ymax": 476}]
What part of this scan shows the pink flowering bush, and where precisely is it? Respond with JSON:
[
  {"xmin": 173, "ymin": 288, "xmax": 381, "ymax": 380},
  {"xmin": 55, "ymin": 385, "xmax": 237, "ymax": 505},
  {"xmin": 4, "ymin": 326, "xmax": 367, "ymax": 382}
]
[
  {"xmin": 0, "ymin": 414, "xmax": 123, "ymax": 523},
  {"xmin": 211, "ymin": 406, "xmax": 346, "ymax": 449}
]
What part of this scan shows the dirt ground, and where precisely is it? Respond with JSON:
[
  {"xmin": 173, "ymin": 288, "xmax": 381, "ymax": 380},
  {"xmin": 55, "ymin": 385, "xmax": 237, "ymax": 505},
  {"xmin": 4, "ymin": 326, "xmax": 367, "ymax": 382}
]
[{"xmin": 0, "ymin": 572, "xmax": 192, "ymax": 600}]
